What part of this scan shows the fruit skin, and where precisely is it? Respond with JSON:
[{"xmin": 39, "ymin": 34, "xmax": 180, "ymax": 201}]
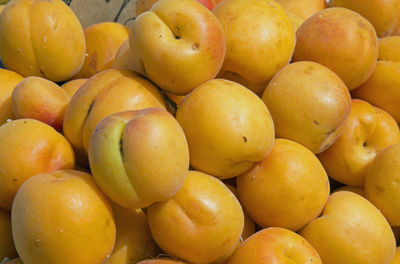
[
  {"xmin": 227, "ymin": 227, "xmax": 322, "ymax": 264},
  {"xmin": 135, "ymin": 0, "xmax": 219, "ymax": 15},
  {"xmin": 89, "ymin": 108, "xmax": 189, "ymax": 210},
  {"xmin": 148, "ymin": 170, "xmax": 244, "ymax": 264},
  {"xmin": 105, "ymin": 204, "xmax": 155, "ymax": 264},
  {"xmin": 287, "ymin": 12, "xmax": 305, "ymax": 32},
  {"xmin": 0, "ymin": 69, "xmax": 23, "ymax": 125},
  {"xmin": 0, "ymin": 119, "xmax": 75, "ymax": 211},
  {"xmin": 390, "ymin": 247, "xmax": 400, "ymax": 264},
  {"xmin": 12, "ymin": 170, "xmax": 116, "ymax": 264},
  {"xmin": 318, "ymin": 99, "xmax": 400, "ymax": 187},
  {"xmin": 378, "ymin": 36, "xmax": 400, "ymax": 61},
  {"xmin": 276, "ymin": 0, "xmax": 326, "ymax": 20},
  {"xmin": 130, "ymin": 0, "xmax": 226, "ymax": 95},
  {"xmin": 137, "ymin": 260, "xmax": 186, "ymax": 264},
  {"xmin": 0, "ymin": 209, "xmax": 16, "ymax": 261},
  {"xmin": 352, "ymin": 61, "xmax": 400, "ymax": 122},
  {"xmin": 11, "ymin": 76, "xmax": 70, "ymax": 130},
  {"xmin": 75, "ymin": 22, "xmax": 129, "ymax": 78},
  {"xmin": 113, "ymin": 40, "xmax": 136, "ymax": 72},
  {"xmin": 176, "ymin": 79, "xmax": 275, "ymax": 180},
  {"xmin": 237, "ymin": 138, "xmax": 330, "ymax": 231},
  {"xmin": 136, "ymin": 0, "xmax": 159, "ymax": 15},
  {"xmin": 0, "ymin": 0, "xmax": 85, "ymax": 82},
  {"xmin": 262, "ymin": 61, "xmax": 351, "ymax": 154},
  {"xmin": 213, "ymin": 0, "xmax": 295, "ymax": 95},
  {"xmin": 293, "ymin": 7, "xmax": 378, "ymax": 90},
  {"xmin": 300, "ymin": 191, "xmax": 396, "ymax": 264},
  {"xmin": 328, "ymin": 0, "xmax": 400, "ymax": 37},
  {"xmin": 63, "ymin": 69, "xmax": 165, "ymax": 162},
  {"xmin": 61, "ymin": 78, "xmax": 88, "ymax": 97},
  {"xmin": 365, "ymin": 143, "xmax": 400, "ymax": 226}
]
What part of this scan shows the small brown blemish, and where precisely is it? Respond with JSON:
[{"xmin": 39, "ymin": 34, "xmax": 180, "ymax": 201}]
[
  {"xmin": 192, "ymin": 42, "xmax": 199, "ymax": 50},
  {"xmin": 89, "ymin": 51, "xmax": 97, "ymax": 70},
  {"xmin": 175, "ymin": 35, "xmax": 181, "ymax": 40},
  {"xmin": 363, "ymin": 142, "xmax": 367, "ymax": 147},
  {"xmin": 243, "ymin": 136, "xmax": 247, "ymax": 143},
  {"xmin": 313, "ymin": 120, "xmax": 319, "ymax": 125},
  {"xmin": 305, "ymin": 65, "xmax": 314, "ymax": 75},
  {"xmin": 375, "ymin": 185, "xmax": 385, "ymax": 195},
  {"xmin": 12, "ymin": 178, "xmax": 17, "ymax": 182}
]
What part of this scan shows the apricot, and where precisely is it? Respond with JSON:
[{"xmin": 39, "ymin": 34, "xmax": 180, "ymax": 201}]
[
  {"xmin": 328, "ymin": 0, "xmax": 400, "ymax": 37},
  {"xmin": 0, "ymin": 0, "xmax": 85, "ymax": 82},
  {"xmin": 237, "ymin": 138, "xmax": 329, "ymax": 231},
  {"xmin": 12, "ymin": 170, "xmax": 116, "ymax": 264},
  {"xmin": 379, "ymin": 36, "xmax": 400, "ymax": 61},
  {"xmin": 60, "ymin": 78, "xmax": 88, "ymax": 97},
  {"xmin": 136, "ymin": 0, "xmax": 159, "ymax": 16},
  {"xmin": 0, "ymin": 209, "xmax": 16, "ymax": 261},
  {"xmin": 63, "ymin": 69, "xmax": 165, "ymax": 161},
  {"xmin": 148, "ymin": 170, "xmax": 244, "ymax": 264},
  {"xmin": 113, "ymin": 40, "xmax": 135, "ymax": 72},
  {"xmin": 391, "ymin": 247, "xmax": 400, "ymax": 264},
  {"xmin": 136, "ymin": 0, "xmax": 218, "ymax": 15},
  {"xmin": 262, "ymin": 61, "xmax": 351, "ymax": 154},
  {"xmin": 318, "ymin": 99, "xmax": 400, "ymax": 186},
  {"xmin": 75, "ymin": 22, "xmax": 129, "ymax": 78},
  {"xmin": 0, "ymin": 119, "xmax": 74, "ymax": 211},
  {"xmin": 176, "ymin": 79, "xmax": 275, "ymax": 179},
  {"xmin": 301, "ymin": 191, "xmax": 396, "ymax": 264},
  {"xmin": 0, "ymin": 69, "xmax": 23, "ymax": 125},
  {"xmin": 276, "ymin": 0, "xmax": 326, "ymax": 20},
  {"xmin": 352, "ymin": 61, "xmax": 400, "ymax": 122},
  {"xmin": 365, "ymin": 143, "xmax": 400, "ymax": 226},
  {"xmin": 89, "ymin": 108, "xmax": 189, "ymax": 210},
  {"xmin": 137, "ymin": 260, "xmax": 186, "ymax": 264},
  {"xmin": 11, "ymin": 77, "xmax": 70, "ymax": 130},
  {"xmin": 287, "ymin": 12, "xmax": 304, "ymax": 32},
  {"xmin": 105, "ymin": 204, "xmax": 155, "ymax": 264},
  {"xmin": 214, "ymin": 0, "xmax": 295, "ymax": 95},
  {"xmin": 228, "ymin": 227, "xmax": 322, "ymax": 264},
  {"xmin": 130, "ymin": 0, "xmax": 226, "ymax": 95},
  {"xmin": 293, "ymin": 7, "xmax": 378, "ymax": 90}
]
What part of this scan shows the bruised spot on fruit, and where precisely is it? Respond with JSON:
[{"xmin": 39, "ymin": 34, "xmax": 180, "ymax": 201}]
[
  {"xmin": 89, "ymin": 51, "xmax": 98, "ymax": 71},
  {"xmin": 12, "ymin": 178, "xmax": 17, "ymax": 182},
  {"xmin": 243, "ymin": 136, "xmax": 247, "ymax": 143},
  {"xmin": 363, "ymin": 142, "xmax": 367, "ymax": 147},
  {"xmin": 175, "ymin": 35, "xmax": 181, "ymax": 40},
  {"xmin": 313, "ymin": 120, "xmax": 319, "ymax": 125}
]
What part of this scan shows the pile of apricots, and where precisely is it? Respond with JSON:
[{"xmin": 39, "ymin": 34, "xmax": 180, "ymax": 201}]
[{"xmin": 0, "ymin": 0, "xmax": 400, "ymax": 263}]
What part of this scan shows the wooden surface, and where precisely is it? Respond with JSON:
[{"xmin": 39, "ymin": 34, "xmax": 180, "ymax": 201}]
[{"xmin": 64, "ymin": 0, "xmax": 137, "ymax": 28}]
